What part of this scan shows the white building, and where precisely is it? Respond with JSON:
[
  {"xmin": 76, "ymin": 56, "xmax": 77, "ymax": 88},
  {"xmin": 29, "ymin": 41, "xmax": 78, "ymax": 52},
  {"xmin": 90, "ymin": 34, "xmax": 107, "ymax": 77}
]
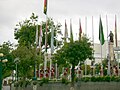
[{"xmin": 87, "ymin": 40, "xmax": 120, "ymax": 65}]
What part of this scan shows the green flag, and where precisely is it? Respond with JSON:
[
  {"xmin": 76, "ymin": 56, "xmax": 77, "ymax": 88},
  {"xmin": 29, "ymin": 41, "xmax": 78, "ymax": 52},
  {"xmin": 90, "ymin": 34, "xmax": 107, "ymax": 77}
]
[
  {"xmin": 64, "ymin": 20, "xmax": 68, "ymax": 43},
  {"xmin": 70, "ymin": 19, "xmax": 73, "ymax": 43},
  {"xmin": 99, "ymin": 17, "xmax": 105, "ymax": 45}
]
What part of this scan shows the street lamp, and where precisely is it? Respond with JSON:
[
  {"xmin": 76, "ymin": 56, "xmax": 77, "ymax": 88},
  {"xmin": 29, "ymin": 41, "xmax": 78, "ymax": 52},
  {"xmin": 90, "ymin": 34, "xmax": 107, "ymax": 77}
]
[
  {"xmin": 14, "ymin": 58, "xmax": 19, "ymax": 81},
  {"xmin": 0, "ymin": 53, "xmax": 8, "ymax": 90}
]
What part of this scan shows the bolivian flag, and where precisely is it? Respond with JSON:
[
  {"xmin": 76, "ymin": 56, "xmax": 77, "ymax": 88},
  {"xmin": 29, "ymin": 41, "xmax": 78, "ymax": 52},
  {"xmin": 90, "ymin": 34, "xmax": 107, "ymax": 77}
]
[{"xmin": 44, "ymin": 0, "xmax": 47, "ymax": 15}]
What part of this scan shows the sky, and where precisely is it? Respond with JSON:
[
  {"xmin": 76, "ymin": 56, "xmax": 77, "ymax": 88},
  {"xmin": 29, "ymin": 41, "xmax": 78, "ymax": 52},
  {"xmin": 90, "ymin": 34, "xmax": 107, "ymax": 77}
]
[{"xmin": 0, "ymin": 0, "xmax": 120, "ymax": 45}]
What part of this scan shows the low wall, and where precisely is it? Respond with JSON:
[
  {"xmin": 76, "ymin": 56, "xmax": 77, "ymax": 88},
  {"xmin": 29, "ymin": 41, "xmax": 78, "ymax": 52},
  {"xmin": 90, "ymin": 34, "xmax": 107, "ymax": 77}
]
[{"xmin": 11, "ymin": 82, "xmax": 120, "ymax": 90}]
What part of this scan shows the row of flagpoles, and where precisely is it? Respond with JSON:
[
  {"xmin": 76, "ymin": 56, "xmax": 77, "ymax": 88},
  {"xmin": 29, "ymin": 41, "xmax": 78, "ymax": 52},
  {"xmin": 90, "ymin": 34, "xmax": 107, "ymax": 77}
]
[{"xmin": 34, "ymin": 0, "xmax": 119, "ymax": 79}]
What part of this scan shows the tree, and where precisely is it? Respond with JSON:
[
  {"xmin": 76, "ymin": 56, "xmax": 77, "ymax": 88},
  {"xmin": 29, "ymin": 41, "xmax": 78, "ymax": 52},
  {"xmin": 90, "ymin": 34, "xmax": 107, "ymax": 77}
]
[
  {"xmin": 0, "ymin": 41, "xmax": 14, "ymax": 78},
  {"xmin": 53, "ymin": 36, "xmax": 94, "ymax": 86},
  {"xmin": 12, "ymin": 46, "xmax": 39, "ymax": 79},
  {"xmin": 14, "ymin": 13, "xmax": 62, "ymax": 49},
  {"xmin": 13, "ymin": 13, "xmax": 63, "ymax": 79}
]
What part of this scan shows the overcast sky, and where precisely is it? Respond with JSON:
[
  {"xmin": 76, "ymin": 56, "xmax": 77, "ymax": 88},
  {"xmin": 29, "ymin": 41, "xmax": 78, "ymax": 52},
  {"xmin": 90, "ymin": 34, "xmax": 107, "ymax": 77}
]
[{"xmin": 0, "ymin": 0, "xmax": 120, "ymax": 45}]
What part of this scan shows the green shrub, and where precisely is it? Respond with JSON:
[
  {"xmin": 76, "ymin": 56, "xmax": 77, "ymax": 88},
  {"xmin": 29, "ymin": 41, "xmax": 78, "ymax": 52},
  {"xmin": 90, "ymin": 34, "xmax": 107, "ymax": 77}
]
[
  {"xmin": 75, "ymin": 77, "xmax": 79, "ymax": 82},
  {"xmin": 111, "ymin": 76, "xmax": 115, "ymax": 81},
  {"xmin": 96, "ymin": 77, "xmax": 105, "ymax": 82},
  {"xmin": 14, "ymin": 82, "xmax": 19, "ymax": 87},
  {"xmin": 104, "ymin": 76, "xmax": 110, "ymax": 82},
  {"xmin": 114, "ymin": 76, "xmax": 120, "ymax": 82},
  {"xmin": 39, "ymin": 81, "xmax": 44, "ymax": 86},
  {"xmin": 81, "ymin": 76, "xmax": 120, "ymax": 82},
  {"xmin": 91, "ymin": 76, "xmax": 96, "ymax": 82},
  {"xmin": 41, "ymin": 78, "xmax": 49, "ymax": 83},
  {"xmin": 33, "ymin": 81, "xmax": 37, "ymax": 85},
  {"xmin": 81, "ymin": 77, "xmax": 90, "ymax": 82},
  {"xmin": 61, "ymin": 78, "xmax": 69, "ymax": 85},
  {"xmin": 25, "ymin": 80, "xmax": 31, "ymax": 87},
  {"xmin": 19, "ymin": 80, "xmax": 24, "ymax": 87}
]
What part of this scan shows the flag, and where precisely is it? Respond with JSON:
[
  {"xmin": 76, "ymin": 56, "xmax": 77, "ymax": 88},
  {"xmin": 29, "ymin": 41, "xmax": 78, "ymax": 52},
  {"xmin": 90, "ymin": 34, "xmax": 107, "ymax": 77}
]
[
  {"xmin": 35, "ymin": 25, "xmax": 38, "ymax": 46},
  {"xmin": 115, "ymin": 15, "xmax": 118, "ymax": 47},
  {"xmin": 64, "ymin": 20, "xmax": 68, "ymax": 43},
  {"xmin": 79, "ymin": 19, "xmax": 82, "ymax": 41},
  {"xmin": 70, "ymin": 19, "xmax": 73, "ymax": 43},
  {"xmin": 44, "ymin": 0, "xmax": 47, "ymax": 15},
  {"xmin": 99, "ymin": 17, "xmax": 105, "ymax": 45},
  {"xmin": 39, "ymin": 25, "xmax": 43, "ymax": 47}
]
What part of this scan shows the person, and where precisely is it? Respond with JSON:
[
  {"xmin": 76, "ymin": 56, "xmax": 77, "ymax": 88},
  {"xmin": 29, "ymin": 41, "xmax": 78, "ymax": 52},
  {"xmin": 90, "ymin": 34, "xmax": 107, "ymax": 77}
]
[{"xmin": 109, "ymin": 31, "xmax": 114, "ymax": 43}]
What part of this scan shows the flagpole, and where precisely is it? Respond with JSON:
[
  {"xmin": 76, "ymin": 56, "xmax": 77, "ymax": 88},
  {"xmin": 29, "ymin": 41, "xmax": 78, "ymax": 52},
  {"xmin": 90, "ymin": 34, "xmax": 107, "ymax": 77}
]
[
  {"xmin": 39, "ymin": 25, "xmax": 43, "ymax": 79},
  {"xmin": 92, "ymin": 16, "xmax": 95, "ymax": 76},
  {"xmin": 39, "ymin": 25, "xmax": 41, "ymax": 79},
  {"xmin": 50, "ymin": 23, "xmax": 54, "ymax": 79},
  {"xmin": 99, "ymin": 16, "xmax": 104, "ymax": 76},
  {"xmin": 85, "ymin": 17, "xmax": 87, "ymax": 36},
  {"xmin": 115, "ymin": 15, "xmax": 118, "ymax": 47},
  {"xmin": 115, "ymin": 15, "xmax": 119, "ymax": 76},
  {"xmin": 43, "ymin": 0, "xmax": 48, "ymax": 78},
  {"xmin": 85, "ymin": 16, "xmax": 87, "ymax": 77},
  {"xmin": 44, "ymin": 15, "xmax": 48, "ymax": 78},
  {"xmin": 106, "ymin": 15, "xmax": 110, "ymax": 76},
  {"xmin": 101, "ymin": 44, "xmax": 103, "ymax": 76},
  {"xmin": 33, "ymin": 24, "xmax": 38, "ymax": 80}
]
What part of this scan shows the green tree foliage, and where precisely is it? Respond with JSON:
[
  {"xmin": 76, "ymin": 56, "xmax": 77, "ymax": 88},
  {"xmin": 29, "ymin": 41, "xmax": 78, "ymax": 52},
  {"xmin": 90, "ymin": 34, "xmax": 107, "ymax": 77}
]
[
  {"xmin": 53, "ymin": 36, "xmax": 94, "ymax": 86},
  {"xmin": 0, "ymin": 41, "xmax": 14, "ymax": 78},
  {"xmin": 12, "ymin": 46, "xmax": 39, "ymax": 79},
  {"xmin": 14, "ymin": 13, "xmax": 62, "ymax": 49},
  {"xmin": 13, "ymin": 13, "xmax": 62, "ymax": 79}
]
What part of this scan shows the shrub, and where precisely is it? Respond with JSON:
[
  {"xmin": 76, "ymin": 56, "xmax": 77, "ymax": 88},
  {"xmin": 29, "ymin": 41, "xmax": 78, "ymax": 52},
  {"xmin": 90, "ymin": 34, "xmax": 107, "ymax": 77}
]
[
  {"xmin": 25, "ymin": 80, "xmax": 31, "ymax": 87},
  {"xmin": 14, "ymin": 82, "xmax": 19, "ymax": 87},
  {"xmin": 33, "ymin": 81, "xmax": 37, "ymax": 85},
  {"xmin": 104, "ymin": 76, "xmax": 110, "ymax": 82},
  {"xmin": 42, "ymin": 78, "xmax": 49, "ymax": 83},
  {"xmin": 75, "ymin": 77, "xmax": 79, "ymax": 82},
  {"xmin": 114, "ymin": 76, "xmax": 120, "ymax": 82},
  {"xmin": 96, "ymin": 77, "xmax": 104, "ymax": 82},
  {"xmin": 91, "ymin": 76, "xmax": 96, "ymax": 82},
  {"xmin": 81, "ymin": 77, "xmax": 90, "ymax": 82},
  {"xmin": 111, "ymin": 76, "xmax": 115, "ymax": 81},
  {"xmin": 61, "ymin": 78, "xmax": 69, "ymax": 85}
]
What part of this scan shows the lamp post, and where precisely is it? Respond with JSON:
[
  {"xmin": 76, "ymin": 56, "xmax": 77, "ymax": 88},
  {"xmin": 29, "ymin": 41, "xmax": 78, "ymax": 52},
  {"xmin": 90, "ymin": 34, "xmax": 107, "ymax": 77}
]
[
  {"xmin": 14, "ymin": 58, "xmax": 19, "ymax": 81},
  {"xmin": 0, "ymin": 53, "xmax": 8, "ymax": 90}
]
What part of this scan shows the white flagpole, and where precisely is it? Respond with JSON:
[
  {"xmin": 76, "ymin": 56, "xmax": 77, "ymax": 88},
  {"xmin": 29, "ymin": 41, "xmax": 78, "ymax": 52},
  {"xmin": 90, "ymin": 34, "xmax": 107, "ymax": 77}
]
[
  {"xmin": 55, "ymin": 62, "xmax": 57, "ymax": 80},
  {"xmin": 115, "ymin": 15, "xmax": 119, "ymax": 76},
  {"xmin": 106, "ymin": 15, "xmax": 110, "ymax": 76},
  {"xmin": 49, "ymin": 24, "xmax": 54, "ymax": 79},
  {"xmin": 85, "ymin": 17, "xmax": 87, "ymax": 36},
  {"xmin": 39, "ymin": 25, "xmax": 43, "ymax": 79},
  {"xmin": 44, "ymin": 15, "xmax": 48, "ymax": 78},
  {"xmin": 92, "ymin": 16, "xmax": 95, "ymax": 76},
  {"xmin": 85, "ymin": 17, "xmax": 87, "ymax": 76},
  {"xmin": 101, "ymin": 44, "xmax": 103, "ymax": 76},
  {"xmin": 70, "ymin": 65, "xmax": 72, "ymax": 81},
  {"xmin": 34, "ymin": 24, "xmax": 38, "ymax": 80}
]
